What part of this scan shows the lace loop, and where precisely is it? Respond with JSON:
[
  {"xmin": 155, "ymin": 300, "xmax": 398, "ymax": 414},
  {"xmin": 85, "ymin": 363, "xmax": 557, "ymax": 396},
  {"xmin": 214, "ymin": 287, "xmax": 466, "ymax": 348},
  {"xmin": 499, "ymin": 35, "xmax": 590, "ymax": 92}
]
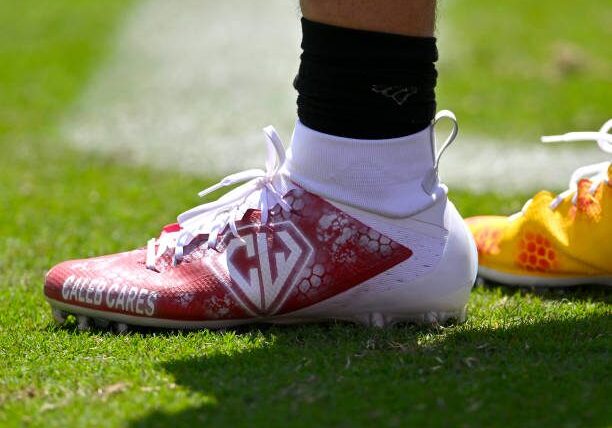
[
  {"xmin": 422, "ymin": 110, "xmax": 459, "ymax": 194},
  {"xmin": 432, "ymin": 110, "xmax": 459, "ymax": 172},
  {"xmin": 507, "ymin": 119, "xmax": 611, "ymax": 219},
  {"xmin": 542, "ymin": 119, "xmax": 611, "ymax": 210},
  {"xmin": 541, "ymin": 118, "xmax": 612, "ymax": 154}
]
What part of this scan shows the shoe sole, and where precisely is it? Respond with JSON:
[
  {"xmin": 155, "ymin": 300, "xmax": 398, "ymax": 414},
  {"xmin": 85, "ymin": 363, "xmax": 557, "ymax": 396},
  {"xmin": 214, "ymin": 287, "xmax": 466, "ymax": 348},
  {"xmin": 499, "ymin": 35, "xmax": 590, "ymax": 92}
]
[
  {"xmin": 46, "ymin": 297, "xmax": 467, "ymax": 332},
  {"xmin": 478, "ymin": 266, "xmax": 612, "ymax": 287}
]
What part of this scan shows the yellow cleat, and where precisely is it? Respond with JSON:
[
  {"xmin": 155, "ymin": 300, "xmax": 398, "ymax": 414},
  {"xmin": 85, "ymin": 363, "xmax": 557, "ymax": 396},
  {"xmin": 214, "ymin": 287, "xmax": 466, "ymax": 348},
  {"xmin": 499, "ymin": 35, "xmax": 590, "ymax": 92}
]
[{"xmin": 466, "ymin": 119, "xmax": 612, "ymax": 287}]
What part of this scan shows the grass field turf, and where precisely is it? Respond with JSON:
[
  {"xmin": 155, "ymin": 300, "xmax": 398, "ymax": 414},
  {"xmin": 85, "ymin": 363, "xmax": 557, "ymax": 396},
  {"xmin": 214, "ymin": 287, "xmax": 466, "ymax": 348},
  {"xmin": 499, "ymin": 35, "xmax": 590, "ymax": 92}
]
[{"xmin": 0, "ymin": 1, "xmax": 610, "ymax": 427}]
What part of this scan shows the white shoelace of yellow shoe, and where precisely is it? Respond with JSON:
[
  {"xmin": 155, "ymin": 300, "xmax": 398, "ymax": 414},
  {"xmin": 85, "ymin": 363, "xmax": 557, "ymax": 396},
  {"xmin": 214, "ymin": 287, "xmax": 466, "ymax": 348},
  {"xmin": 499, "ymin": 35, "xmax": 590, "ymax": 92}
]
[
  {"xmin": 146, "ymin": 126, "xmax": 291, "ymax": 270},
  {"xmin": 509, "ymin": 118, "xmax": 612, "ymax": 220},
  {"xmin": 543, "ymin": 118, "xmax": 612, "ymax": 209}
]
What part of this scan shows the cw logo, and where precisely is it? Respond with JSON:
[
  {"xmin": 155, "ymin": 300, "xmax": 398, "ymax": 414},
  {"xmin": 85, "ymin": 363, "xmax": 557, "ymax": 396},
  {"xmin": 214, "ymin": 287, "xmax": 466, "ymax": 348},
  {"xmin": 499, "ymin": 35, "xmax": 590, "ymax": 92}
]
[{"xmin": 224, "ymin": 221, "xmax": 313, "ymax": 315}]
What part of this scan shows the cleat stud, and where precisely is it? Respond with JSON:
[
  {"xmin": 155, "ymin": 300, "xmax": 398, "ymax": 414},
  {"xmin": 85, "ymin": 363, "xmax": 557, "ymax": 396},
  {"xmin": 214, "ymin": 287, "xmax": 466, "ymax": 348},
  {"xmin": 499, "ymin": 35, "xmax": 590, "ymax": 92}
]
[
  {"xmin": 457, "ymin": 306, "xmax": 468, "ymax": 324},
  {"xmin": 438, "ymin": 312, "xmax": 450, "ymax": 325},
  {"xmin": 51, "ymin": 308, "xmax": 67, "ymax": 324},
  {"xmin": 114, "ymin": 323, "xmax": 129, "ymax": 334},
  {"xmin": 424, "ymin": 312, "xmax": 438, "ymax": 324},
  {"xmin": 77, "ymin": 315, "xmax": 92, "ymax": 331},
  {"xmin": 93, "ymin": 318, "xmax": 110, "ymax": 329},
  {"xmin": 369, "ymin": 312, "xmax": 386, "ymax": 328}
]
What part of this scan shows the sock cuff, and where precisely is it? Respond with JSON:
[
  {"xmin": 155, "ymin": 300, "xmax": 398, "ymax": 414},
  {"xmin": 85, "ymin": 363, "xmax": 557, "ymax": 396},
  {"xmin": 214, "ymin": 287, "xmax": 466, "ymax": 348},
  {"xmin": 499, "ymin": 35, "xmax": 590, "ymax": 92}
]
[
  {"xmin": 296, "ymin": 18, "xmax": 439, "ymax": 139},
  {"xmin": 284, "ymin": 120, "xmax": 445, "ymax": 217},
  {"xmin": 300, "ymin": 18, "xmax": 438, "ymax": 62}
]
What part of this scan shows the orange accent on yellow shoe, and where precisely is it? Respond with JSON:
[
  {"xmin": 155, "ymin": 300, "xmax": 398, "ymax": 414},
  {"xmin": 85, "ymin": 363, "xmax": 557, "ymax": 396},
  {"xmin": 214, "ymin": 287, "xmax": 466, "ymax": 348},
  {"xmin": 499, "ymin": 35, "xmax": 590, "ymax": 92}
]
[
  {"xmin": 472, "ymin": 225, "xmax": 501, "ymax": 256},
  {"xmin": 515, "ymin": 231, "xmax": 558, "ymax": 273}
]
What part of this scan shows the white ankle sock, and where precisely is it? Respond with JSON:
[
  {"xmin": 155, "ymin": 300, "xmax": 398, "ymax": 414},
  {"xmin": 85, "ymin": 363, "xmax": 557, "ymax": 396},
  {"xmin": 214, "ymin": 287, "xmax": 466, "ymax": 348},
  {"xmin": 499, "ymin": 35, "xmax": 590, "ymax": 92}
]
[{"xmin": 283, "ymin": 120, "xmax": 447, "ymax": 218}]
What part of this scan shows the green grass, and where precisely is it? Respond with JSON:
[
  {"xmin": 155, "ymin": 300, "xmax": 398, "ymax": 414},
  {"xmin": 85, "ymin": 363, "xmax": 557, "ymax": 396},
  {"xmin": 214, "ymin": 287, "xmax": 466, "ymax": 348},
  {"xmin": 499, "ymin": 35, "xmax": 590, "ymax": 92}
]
[
  {"xmin": 438, "ymin": 0, "xmax": 612, "ymax": 138},
  {"xmin": 0, "ymin": 1, "xmax": 610, "ymax": 427},
  {"xmin": 2, "ymin": 291, "xmax": 610, "ymax": 428}
]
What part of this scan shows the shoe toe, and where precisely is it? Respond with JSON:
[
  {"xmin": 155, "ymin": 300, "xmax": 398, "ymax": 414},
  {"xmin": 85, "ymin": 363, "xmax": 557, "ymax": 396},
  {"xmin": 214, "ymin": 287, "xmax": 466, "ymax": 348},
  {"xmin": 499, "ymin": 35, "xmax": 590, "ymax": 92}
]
[
  {"xmin": 44, "ymin": 260, "xmax": 78, "ymax": 301},
  {"xmin": 43, "ymin": 250, "xmax": 147, "ymax": 304}
]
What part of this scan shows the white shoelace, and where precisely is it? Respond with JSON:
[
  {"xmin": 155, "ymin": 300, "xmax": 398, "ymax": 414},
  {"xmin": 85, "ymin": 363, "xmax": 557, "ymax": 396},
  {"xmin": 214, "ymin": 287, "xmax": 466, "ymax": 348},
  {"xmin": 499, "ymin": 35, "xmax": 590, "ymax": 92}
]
[
  {"xmin": 509, "ymin": 118, "xmax": 612, "ymax": 220},
  {"xmin": 146, "ymin": 126, "xmax": 291, "ymax": 270}
]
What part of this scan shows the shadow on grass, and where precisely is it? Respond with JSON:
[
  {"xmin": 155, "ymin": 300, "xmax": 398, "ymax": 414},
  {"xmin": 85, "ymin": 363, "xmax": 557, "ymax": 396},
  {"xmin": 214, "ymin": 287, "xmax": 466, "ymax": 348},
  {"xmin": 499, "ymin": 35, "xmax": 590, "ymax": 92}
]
[{"xmin": 129, "ymin": 314, "xmax": 610, "ymax": 428}]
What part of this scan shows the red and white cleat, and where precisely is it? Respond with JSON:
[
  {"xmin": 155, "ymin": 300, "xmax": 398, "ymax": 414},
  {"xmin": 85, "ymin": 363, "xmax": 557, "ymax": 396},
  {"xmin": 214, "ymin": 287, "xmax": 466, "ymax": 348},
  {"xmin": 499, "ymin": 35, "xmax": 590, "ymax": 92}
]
[{"xmin": 44, "ymin": 116, "xmax": 477, "ymax": 330}]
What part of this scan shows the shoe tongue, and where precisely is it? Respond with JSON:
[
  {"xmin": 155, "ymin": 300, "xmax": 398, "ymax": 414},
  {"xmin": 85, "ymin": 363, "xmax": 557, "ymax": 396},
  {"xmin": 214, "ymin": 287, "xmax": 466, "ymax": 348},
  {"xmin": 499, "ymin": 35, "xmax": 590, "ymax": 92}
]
[
  {"xmin": 153, "ymin": 178, "xmax": 295, "ymax": 272},
  {"xmin": 174, "ymin": 176, "xmax": 295, "ymax": 239},
  {"xmin": 154, "ymin": 234, "xmax": 210, "ymax": 273},
  {"xmin": 153, "ymin": 210, "xmax": 264, "ymax": 273}
]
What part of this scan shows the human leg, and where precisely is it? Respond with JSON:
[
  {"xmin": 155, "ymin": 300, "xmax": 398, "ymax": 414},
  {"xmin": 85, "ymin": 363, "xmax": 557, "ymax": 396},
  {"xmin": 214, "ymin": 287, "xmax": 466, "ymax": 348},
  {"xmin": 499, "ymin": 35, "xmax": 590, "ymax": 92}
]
[{"xmin": 300, "ymin": 0, "xmax": 435, "ymax": 36}]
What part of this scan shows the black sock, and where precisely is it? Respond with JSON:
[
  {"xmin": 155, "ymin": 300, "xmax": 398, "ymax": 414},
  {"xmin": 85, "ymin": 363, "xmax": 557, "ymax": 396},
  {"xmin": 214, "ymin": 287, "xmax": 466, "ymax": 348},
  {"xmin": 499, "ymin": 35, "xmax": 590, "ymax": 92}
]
[{"xmin": 294, "ymin": 18, "xmax": 438, "ymax": 139}]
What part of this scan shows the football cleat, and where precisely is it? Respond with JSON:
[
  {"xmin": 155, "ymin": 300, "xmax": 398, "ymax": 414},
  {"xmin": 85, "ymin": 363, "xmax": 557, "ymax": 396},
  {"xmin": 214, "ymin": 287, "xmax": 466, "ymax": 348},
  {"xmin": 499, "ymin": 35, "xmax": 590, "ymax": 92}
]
[
  {"xmin": 467, "ymin": 119, "xmax": 612, "ymax": 287},
  {"xmin": 45, "ymin": 115, "xmax": 477, "ymax": 330}
]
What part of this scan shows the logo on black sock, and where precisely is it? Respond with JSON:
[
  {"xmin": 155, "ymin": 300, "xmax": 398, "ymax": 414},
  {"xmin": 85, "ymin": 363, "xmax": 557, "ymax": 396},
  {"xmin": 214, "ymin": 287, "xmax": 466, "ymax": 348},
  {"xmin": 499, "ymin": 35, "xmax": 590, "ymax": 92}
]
[{"xmin": 371, "ymin": 85, "xmax": 418, "ymax": 106}]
